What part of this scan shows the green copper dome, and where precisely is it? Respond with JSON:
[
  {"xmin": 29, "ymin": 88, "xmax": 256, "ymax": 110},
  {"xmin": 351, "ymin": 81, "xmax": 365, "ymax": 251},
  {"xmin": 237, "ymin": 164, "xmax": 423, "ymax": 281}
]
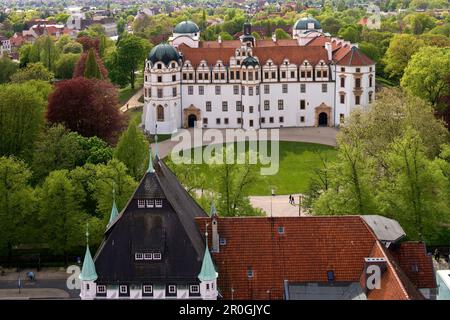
[
  {"xmin": 294, "ymin": 17, "xmax": 321, "ymax": 30},
  {"xmin": 174, "ymin": 21, "xmax": 200, "ymax": 34},
  {"xmin": 242, "ymin": 56, "xmax": 259, "ymax": 67},
  {"xmin": 148, "ymin": 43, "xmax": 181, "ymax": 66}
]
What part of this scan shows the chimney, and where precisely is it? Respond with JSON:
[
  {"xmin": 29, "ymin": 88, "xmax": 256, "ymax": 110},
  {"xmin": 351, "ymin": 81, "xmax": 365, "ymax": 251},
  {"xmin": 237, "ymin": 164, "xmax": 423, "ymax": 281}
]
[
  {"xmin": 272, "ymin": 33, "xmax": 277, "ymax": 43},
  {"xmin": 325, "ymin": 42, "xmax": 332, "ymax": 61}
]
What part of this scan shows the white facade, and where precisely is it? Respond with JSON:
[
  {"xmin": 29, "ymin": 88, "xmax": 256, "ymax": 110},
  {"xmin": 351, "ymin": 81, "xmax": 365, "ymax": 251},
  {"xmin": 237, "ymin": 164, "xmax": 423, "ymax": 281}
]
[{"xmin": 143, "ymin": 21, "xmax": 376, "ymax": 134}]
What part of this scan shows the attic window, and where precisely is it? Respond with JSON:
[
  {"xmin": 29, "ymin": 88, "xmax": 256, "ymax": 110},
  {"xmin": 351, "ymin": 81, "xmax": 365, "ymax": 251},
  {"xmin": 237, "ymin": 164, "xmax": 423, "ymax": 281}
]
[
  {"xmin": 97, "ymin": 285, "xmax": 106, "ymax": 293},
  {"xmin": 120, "ymin": 285, "xmax": 128, "ymax": 294},
  {"xmin": 327, "ymin": 270, "xmax": 335, "ymax": 282},
  {"xmin": 341, "ymin": 67, "xmax": 345, "ymax": 72},
  {"xmin": 153, "ymin": 252, "xmax": 162, "ymax": 260},
  {"xmin": 143, "ymin": 285, "xmax": 153, "ymax": 294},
  {"xmin": 144, "ymin": 253, "xmax": 152, "ymax": 260},
  {"xmin": 278, "ymin": 226, "xmax": 285, "ymax": 234},
  {"xmin": 155, "ymin": 199, "xmax": 163, "ymax": 208},
  {"xmin": 168, "ymin": 285, "xmax": 177, "ymax": 294},
  {"xmin": 219, "ymin": 238, "xmax": 226, "ymax": 245},
  {"xmin": 356, "ymin": 68, "xmax": 360, "ymax": 73},
  {"xmin": 146, "ymin": 199, "xmax": 154, "ymax": 208},
  {"xmin": 138, "ymin": 200, "xmax": 145, "ymax": 208},
  {"xmin": 190, "ymin": 285, "xmax": 199, "ymax": 293},
  {"xmin": 247, "ymin": 267, "xmax": 254, "ymax": 278},
  {"xmin": 135, "ymin": 253, "xmax": 144, "ymax": 260}
]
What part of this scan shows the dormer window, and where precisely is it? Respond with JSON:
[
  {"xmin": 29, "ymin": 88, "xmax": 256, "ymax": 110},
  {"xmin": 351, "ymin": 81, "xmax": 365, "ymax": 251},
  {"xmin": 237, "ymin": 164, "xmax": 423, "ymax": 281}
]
[
  {"xmin": 137, "ymin": 200, "xmax": 145, "ymax": 208},
  {"xmin": 171, "ymin": 62, "xmax": 176, "ymax": 68},
  {"xmin": 155, "ymin": 199, "xmax": 163, "ymax": 208},
  {"xmin": 153, "ymin": 252, "xmax": 162, "ymax": 260},
  {"xmin": 97, "ymin": 285, "xmax": 106, "ymax": 293},
  {"xmin": 135, "ymin": 253, "xmax": 144, "ymax": 260},
  {"xmin": 143, "ymin": 285, "xmax": 153, "ymax": 294},
  {"xmin": 144, "ymin": 253, "xmax": 152, "ymax": 260},
  {"xmin": 157, "ymin": 64, "xmax": 162, "ymax": 69},
  {"xmin": 168, "ymin": 285, "xmax": 176, "ymax": 294},
  {"xmin": 190, "ymin": 285, "xmax": 199, "ymax": 294},
  {"xmin": 120, "ymin": 285, "xmax": 128, "ymax": 294}
]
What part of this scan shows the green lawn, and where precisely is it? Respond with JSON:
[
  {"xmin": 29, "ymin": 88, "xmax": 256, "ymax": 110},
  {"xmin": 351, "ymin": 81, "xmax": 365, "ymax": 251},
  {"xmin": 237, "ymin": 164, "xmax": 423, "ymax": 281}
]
[
  {"xmin": 118, "ymin": 73, "xmax": 144, "ymax": 105},
  {"xmin": 167, "ymin": 141, "xmax": 337, "ymax": 196}
]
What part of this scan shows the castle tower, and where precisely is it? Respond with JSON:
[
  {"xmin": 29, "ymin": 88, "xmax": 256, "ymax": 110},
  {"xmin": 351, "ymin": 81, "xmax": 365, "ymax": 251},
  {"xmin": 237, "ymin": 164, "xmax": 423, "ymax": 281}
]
[{"xmin": 143, "ymin": 43, "xmax": 182, "ymax": 135}]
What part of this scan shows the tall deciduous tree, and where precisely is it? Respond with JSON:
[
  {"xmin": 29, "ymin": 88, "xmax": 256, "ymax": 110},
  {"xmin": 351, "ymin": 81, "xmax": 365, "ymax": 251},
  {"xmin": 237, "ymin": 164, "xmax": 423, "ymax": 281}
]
[
  {"xmin": 114, "ymin": 125, "xmax": 149, "ymax": 179},
  {"xmin": 0, "ymin": 56, "xmax": 18, "ymax": 84},
  {"xmin": 383, "ymin": 34, "xmax": 425, "ymax": 81},
  {"xmin": 116, "ymin": 34, "xmax": 150, "ymax": 89},
  {"xmin": 401, "ymin": 46, "xmax": 450, "ymax": 108},
  {"xmin": 0, "ymin": 81, "xmax": 51, "ymax": 159},
  {"xmin": 0, "ymin": 157, "xmax": 36, "ymax": 258},
  {"xmin": 47, "ymin": 77, "xmax": 125, "ymax": 144},
  {"xmin": 10, "ymin": 62, "xmax": 54, "ymax": 83},
  {"xmin": 54, "ymin": 53, "xmax": 80, "ymax": 79},
  {"xmin": 73, "ymin": 48, "xmax": 108, "ymax": 79},
  {"xmin": 38, "ymin": 170, "xmax": 87, "ymax": 265}
]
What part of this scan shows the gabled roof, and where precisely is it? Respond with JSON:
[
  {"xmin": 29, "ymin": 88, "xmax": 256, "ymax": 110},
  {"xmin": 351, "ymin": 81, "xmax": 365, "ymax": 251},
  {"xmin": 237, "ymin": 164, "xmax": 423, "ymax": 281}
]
[
  {"xmin": 94, "ymin": 157, "xmax": 207, "ymax": 283},
  {"xmin": 335, "ymin": 46, "xmax": 374, "ymax": 66},
  {"xmin": 361, "ymin": 215, "xmax": 406, "ymax": 243}
]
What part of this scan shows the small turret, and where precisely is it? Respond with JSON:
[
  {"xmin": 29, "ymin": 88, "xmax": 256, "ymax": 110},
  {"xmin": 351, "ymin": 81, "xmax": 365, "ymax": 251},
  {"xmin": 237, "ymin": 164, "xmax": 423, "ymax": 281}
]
[
  {"xmin": 108, "ymin": 187, "xmax": 119, "ymax": 226},
  {"xmin": 79, "ymin": 224, "xmax": 98, "ymax": 300},
  {"xmin": 198, "ymin": 224, "xmax": 218, "ymax": 300}
]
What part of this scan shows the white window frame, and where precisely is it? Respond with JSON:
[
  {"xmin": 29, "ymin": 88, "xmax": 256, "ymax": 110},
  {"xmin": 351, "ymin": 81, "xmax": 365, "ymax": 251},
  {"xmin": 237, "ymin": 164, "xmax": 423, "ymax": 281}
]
[
  {"xmin": 146, "ymin": 199, "xmax": 154, "ymax": 208},
  {"xmin": 155, "ymin": 199, "xmax": 163, "ymax": 208},
  {"xmin": 120, "ymin": 285, "xmax": 128, "ymax": 294},
  {"xmin": 190, "ymin": 285, "xmax": 200, "ymax": 294},
  {"xmin": 97, "ymin": 285, "xmax": 106, "ymax": 293},
  {"xmin": 143, "ymin": 285, "xmax": 153, "ymax": 294},
  {"xmin": 135, "ymin": 253, "xmax": 144, "ymax": 260},
  {"xmin": 144, "ymin": 253, "xmax": 152, "ymax": 260},
  {"xmin": 168, "ymin": 285, "xmax": 176, "ymax": 294},
  {"xmin": 153, "ymin": 252, "xmax": 162, "ymax": 260},
  {"xmin": 138, "ymin": 199, "xmax": 145, "ymax": 208}
]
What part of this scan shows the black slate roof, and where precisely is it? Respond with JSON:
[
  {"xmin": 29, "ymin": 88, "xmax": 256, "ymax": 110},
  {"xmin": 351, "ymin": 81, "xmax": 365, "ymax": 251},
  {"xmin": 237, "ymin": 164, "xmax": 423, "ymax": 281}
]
[{"xmin": 94, "ymin": 158, "xmax": 207, "ymax": 284}]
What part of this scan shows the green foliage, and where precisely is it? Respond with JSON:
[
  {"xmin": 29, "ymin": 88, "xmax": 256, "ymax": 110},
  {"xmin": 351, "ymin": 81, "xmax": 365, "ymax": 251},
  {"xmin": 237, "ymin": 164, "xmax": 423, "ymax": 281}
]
[
  {"xmin": 83, "ymin": 48, "xmax": 102, "ymax": 79},
  {"xmin": 114, "ymin": 125, "xmax": 149, "ymax": 179},
  {"xmin": 0, "ymin": 81, "xmax": 50, "ymax": 159},
  {"xmin": 0, "ymin": 57, "xmax": 18, "ymax": 84},
  {"xmin": 309, "ymin": 88, "xmax": 450, "ymax": 244},
  {"xmin": 0, "ymin": 156, "xmax": 37, "ymax": 255},
  {"xmin": 62, "ymin": 42, "xmax": 83, "ymax": 54},
  {"xmin": 37, "ymin": 170, "xmax": 87, "ymax": 260},
  {"xmin": 10, "ymin": 62, "xmax": 54, "ymax": 83},
  {"xmin": 54, "ymin": 53, "xmax": 80, "ymax": 79},
  {"xmin": 18, "ymin": 44, "xmax": 32, "ymax": 67},
  {"xmin": 383, "ymin": 34, "xmax": 425, "ymax": 81},
  {"xmin": 274, "ymin": 28, "xmax": 290, "ymax": 40},
  {"xmin": 36, "ymin": 35, "xmax": 60, "ymax": 71},
  {"xmin": 401, "ymin": 46, "xmax": 450, "ymax": 108},
  {"xmin": 218, "ymin": 31, "xmax": 233, "ymax": 40}
]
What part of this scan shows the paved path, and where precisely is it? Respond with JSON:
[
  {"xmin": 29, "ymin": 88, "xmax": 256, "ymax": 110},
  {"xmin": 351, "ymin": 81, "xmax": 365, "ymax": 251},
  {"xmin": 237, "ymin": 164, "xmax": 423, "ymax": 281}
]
[
  {"xmin": 0, "ymin": 288, "xmax": 70, "ymax": 299},
  {"xmin": 250, "ymin": 194, "xmax": 309, "ymax": 217},
  {"xmin": 120, "ymin": 88, "xmax": 143, "ymax": 113},
  {"xmin": 151, "ymin": 127, "xmax": 338, "ymax": 159}
]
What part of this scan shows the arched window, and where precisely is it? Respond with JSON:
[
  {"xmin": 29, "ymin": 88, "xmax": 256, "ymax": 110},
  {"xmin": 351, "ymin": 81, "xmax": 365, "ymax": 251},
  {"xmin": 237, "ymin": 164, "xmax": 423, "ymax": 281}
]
[{"xmin": 157, "ymin": 105, "xmax": 164, "ymax": 121}]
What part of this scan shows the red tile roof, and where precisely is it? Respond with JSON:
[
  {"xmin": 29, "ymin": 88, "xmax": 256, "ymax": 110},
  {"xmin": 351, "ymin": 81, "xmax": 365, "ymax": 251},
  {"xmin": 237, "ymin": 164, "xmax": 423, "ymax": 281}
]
[
  {"xmin": 195, "ymin": 216, "xmax": 429, "ymax": 300},
  {"xmin": 335, "ymin": 46, "xmax": 374, "ymax": 66},
  {"xmin": 389, "ymin": 242, "xmax": 436, "ymax": 289}
]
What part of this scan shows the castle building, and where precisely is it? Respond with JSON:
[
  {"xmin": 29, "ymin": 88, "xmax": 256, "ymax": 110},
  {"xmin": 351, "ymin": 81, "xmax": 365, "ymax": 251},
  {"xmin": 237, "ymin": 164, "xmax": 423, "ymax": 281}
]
[{"xmin": 142, "ymin": 18, "xmax": 375, "ymax": 134}]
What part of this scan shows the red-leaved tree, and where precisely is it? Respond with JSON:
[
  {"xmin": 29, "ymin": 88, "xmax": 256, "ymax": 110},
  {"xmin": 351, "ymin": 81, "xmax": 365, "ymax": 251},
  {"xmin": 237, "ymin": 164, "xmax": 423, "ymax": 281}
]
[
  {"xmin": 76, "ymin": 36, "xmax": 100, "ymax": 51},
  {"xmin": 47, "ymin": 77, "xmax": 126, "ymax": 144},
  {"xmin": 73, "ymin": 48, "xmax": 108, "ymax": 79}
]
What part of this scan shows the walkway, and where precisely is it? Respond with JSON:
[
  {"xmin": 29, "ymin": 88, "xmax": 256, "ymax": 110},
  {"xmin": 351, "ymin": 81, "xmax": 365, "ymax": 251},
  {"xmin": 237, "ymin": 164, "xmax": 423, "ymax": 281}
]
[
  {"xmin": 120, "ymin": 88, "xmax": 143, "ymax": 113},
  {"xmin": 249, "ymin": 194, "xmax": 309, "ymax": 217}
]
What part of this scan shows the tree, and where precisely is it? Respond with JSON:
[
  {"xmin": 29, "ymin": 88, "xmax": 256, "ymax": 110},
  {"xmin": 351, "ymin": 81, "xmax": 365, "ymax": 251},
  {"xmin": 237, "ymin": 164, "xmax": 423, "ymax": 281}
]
[
  {"xmin": 31, "ymin": 124, "xmax": 86, "ymax": 182},
  {"xmin": 10, "ymin": 62, "xmax": 54, "ymax": 83},
  {"xmin": 0, "ymin": 157, "xmax": 36, "ymax": 258},
  {"xmin": 0, "ymin": 81, "xmax": 51, "ymax": 159},
  {"xmin": 38, "ymin": 170, "xmax": 87, "ymax": 265},
  {"xmin": 376, "ymin": 128, "xmax": 448, "ymax": 242},
  {"xmin": 114, "ymin": 125, "xmax": 149, "ymax": 179},
  {"xmin": 47, "ymin": 77, "xmax": 125, "ymax": 144},
  {"xmin": 91, "ymin": 159, "xmax": 137, "ymax": 223},
  {"xmin": 83, "ymin": 48, "xmax": 102, "ymax": 79},
  {"xmin": 320, "ymin": 16, "xmax": 342, "ymax": 35},
  {"xmin": 274, "ymin": 28, "xmax": 290, "ymax": 40},
  {"xmin": 62, "ymin": 42, "xmax": 83, "ymax": 54},
  {"xmin": 73, "ymin": 48, "xmax": 108, "ymax": 79},
  {"xmin": 0, "ymin": 56, "xmax": 18, "ymax": 84},
  {"xmin": 104, "ymin": 47, "xmax": 128, "ymax": 87},
  {"xmin": 18, "ymin": 43, "xmax": 32, "ymax": 67},
  {"xmin": 37, "ymin": 35, "xmax": 60, "ymax": 71},
  {"xmin": 116, "ymin": 34, "xmax": 149, "ymax": 89},
  {"xmin": 338, "ymin": 24, "xmax": 361, "ymax": 43},
  {"xmin": 218, "ymin": 31, "xmax": 233, "ymax": 40},
  {"xmin": 54, "ymin": 53, "xmax": 80, "ymax": 79},
  {"xmin": 401, "ymin": 46, "xmax": 450, "ymax": 108},
  {"xmin": 383, "ymin": 34, "xmax": 425, "ymax": 81}
]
